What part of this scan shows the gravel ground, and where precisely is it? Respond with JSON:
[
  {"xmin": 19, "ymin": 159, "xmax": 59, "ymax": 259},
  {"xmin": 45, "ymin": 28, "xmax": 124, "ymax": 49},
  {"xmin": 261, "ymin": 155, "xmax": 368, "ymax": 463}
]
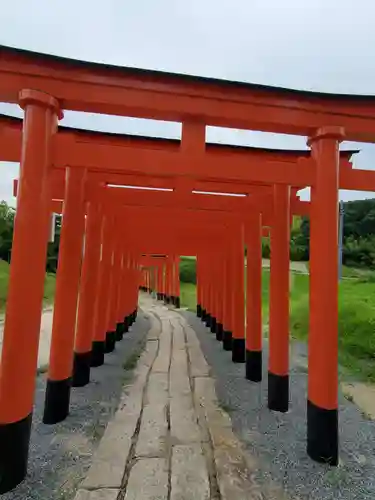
[
  {"xmin": 183, "ymin": 311, "xmax": 375, "ymax": 500},
  {"xmin": 3, "ymin": 311, "xmax": 150, "ymax": 500}
]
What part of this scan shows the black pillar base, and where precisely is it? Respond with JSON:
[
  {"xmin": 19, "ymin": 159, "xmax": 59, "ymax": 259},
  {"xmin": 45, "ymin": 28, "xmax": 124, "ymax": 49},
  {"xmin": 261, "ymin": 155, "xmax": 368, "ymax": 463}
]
[
  {"xmin": 91, "ymin": 340, "xmax": 105, "ymax": 367},
  {"xmin": 215, "ymin": 322, "xmax": 223, "ymax": 341},
  {"xmin": 115, "ymin": 322, "xmax": 124, "ymax": 341},
  {"xmin": 123, "ymin": 316, "xmax": 129, "ymax": 333},
  {"xmin": 43, "ymin": 378, "xmax": 72, "ymax": 424},
  {"xmin": 197, "ymin": 304, "xmax": 202, "ymax": 317},
  {"xmin": 170, "ymin": 295, "xmax": 176, "ymax": 306},
  {"xmin": 268, "ymin": 372, "xmax": 289, "ymax": 412},
  {"xmin": 157, "ymin": 292, "xmax": 161, "ymax": 300},
  {"xmin": 222, "ymin": 330, "xmax": 232, "ymax": 351},
  {"xmin": 0, "ymin": 413, "xmax": 32, "ymax": 494},
  {"xmin": 210, "ymin": 316, "xmax": 217, "ymax": 334},
  {"xmin": 232, "ymin": 338, "xmax": 245, "ymax": 363},
  {"xmin": 72, "ymin": 351, "xmax": 91, "ymax": 387},
  {"xmin": 205, "ymin": 313, "xmax": 212, "ymax": 328},
  {"xmin": 164, "ymin": 295, "xmax": 171, "ymax": 305},
  {"xmin": 245, "ymin": 350, "xmax": 262, "ymax": 382},
  {"xmin": 105, "ymin": 331, "xmax": 116, "ymax": 353},
  {"xmin": 175, "ymin": 296, "xmax": 180, "ymax": 308},
  {"xmin": 130, "ymin": 309, "xmax": 137, "ymax": 324},
  {"xmin": 307, "ymin": 400, "xmax": 338, "ymax": 466},
  {"xmin": 201, "ymin": 309, "xmax": 207, "ymax": 322}
]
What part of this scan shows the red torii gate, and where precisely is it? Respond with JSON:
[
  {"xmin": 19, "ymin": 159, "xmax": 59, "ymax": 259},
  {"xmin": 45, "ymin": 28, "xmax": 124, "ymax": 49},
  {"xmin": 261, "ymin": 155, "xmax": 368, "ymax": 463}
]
[{"xmin": 1, "ymin": 45, "xmax": 375, "ymax": 491}]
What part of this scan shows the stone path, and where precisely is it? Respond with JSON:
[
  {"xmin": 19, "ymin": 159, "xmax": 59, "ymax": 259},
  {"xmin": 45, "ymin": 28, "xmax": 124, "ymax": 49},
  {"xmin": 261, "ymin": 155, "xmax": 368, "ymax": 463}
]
[
  {"xmin": 75, "ymin": 295, "xmax": 276, "ymax": 500},
  {"xmin": 0, "ymin": 307, "xmax": 53, "ymax": 369}
]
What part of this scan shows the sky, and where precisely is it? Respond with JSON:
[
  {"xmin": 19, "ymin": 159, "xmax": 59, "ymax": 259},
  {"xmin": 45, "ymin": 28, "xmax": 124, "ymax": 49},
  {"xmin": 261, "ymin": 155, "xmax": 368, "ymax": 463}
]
[{"xmin": 0, "ymin": 0, "xmax": 375, "ymax": 205}]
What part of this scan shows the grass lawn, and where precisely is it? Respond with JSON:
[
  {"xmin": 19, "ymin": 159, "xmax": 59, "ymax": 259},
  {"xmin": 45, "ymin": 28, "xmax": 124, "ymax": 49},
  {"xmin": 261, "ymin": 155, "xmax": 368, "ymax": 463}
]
[
  {"xmin": 0, "ymin": 259, "xmax": 56, "ymax": 313},
  {"xmin": 180, "ymin": 282, "xmax": 197, "ymax": 312},
  {"xmin": 291, "ymin": 273, "xmax": 375, "ymax": 382},
  {"xmin": 180, "ymin": 258, "xmax": 375, "ymax": 383}
]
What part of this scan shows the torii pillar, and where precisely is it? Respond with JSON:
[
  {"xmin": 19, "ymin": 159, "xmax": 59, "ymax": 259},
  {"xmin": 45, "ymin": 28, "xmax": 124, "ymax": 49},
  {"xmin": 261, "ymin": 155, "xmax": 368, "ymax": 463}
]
[
  {"xmin": 307, "ymin": 127, "xmax": 344, "ymax": 466},
  {"xmin": 245, "ymin": 212, "xmax": 263, "ymax": 381},
  {"xmin": 43, "ymin": 167, "xmax": 86, "ymax": 424},
  {"xmin": 0, "ymin": 90, "xmax": 62, "ymax": 493},
  {"xmin": 268, "ymin": 185, "xmax": 291, "ymax": 412}
]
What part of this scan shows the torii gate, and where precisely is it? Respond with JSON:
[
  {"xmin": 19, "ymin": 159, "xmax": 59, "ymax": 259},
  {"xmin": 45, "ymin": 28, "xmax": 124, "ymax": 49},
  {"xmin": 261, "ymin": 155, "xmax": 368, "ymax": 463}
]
[{"xmin": 1, "ymin": 45, "xmax": 375, "ymax": 492}]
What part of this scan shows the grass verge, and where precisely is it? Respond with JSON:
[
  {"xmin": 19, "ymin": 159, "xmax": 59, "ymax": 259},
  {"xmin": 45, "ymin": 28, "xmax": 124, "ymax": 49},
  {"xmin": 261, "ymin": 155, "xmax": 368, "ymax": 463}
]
[
  {"xmin": 0, "ymin": 259, "xmax": 56, "ymax": 313},
  {"xmin": 181, "ymin": 261, "xmax": 375, "ymax": 382}
]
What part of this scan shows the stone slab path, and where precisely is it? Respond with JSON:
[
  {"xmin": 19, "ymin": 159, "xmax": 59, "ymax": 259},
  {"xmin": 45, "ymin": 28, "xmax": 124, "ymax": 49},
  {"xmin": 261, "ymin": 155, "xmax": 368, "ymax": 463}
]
[{"xmin": 75, "ymin": 295, "xmax": 281, "ymax": 500}]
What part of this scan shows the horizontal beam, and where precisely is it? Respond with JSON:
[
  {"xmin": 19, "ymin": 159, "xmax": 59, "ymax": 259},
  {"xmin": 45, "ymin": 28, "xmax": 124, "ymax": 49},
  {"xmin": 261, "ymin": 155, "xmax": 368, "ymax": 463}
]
[
  {"xmin": 4, "ymin": 121, "xmax": 375, "ymax": 192},
  {"xmin": 1, "ymin": 46, "xmax": 375, "ymax": 141}
]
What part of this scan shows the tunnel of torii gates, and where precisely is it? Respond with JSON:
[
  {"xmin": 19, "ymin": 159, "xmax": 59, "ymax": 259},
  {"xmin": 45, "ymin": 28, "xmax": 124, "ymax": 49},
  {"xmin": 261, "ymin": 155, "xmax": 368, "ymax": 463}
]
[{"xmin": 0, "ymin": 47, "xmax": 375, "ymax": 493}]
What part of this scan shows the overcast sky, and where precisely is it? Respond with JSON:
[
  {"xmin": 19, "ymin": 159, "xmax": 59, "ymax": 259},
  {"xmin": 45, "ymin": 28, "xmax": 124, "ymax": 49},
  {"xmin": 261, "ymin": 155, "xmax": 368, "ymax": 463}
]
[{"xmin": 1, "ymin": 0, "xmax": 375, "ymax": 205}]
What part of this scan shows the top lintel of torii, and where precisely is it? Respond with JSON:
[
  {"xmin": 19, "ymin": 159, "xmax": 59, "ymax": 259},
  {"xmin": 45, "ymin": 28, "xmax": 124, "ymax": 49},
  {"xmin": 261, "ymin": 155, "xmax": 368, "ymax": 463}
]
[{"xmin": 1, "ymin": 45, "xmax": 375, "ymax": 142}]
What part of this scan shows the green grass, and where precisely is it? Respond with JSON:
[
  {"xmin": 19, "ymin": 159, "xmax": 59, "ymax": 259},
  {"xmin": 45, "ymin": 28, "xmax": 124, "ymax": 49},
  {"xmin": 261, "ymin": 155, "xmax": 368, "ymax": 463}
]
[
  {"xmin": 0, "ymin": 259, "xmax": 56, "ymax": 312},
  {"xmin": 180, "ymin": 282, "xmax": 197, "ymax": 312},
  {"xmin": 180, "ymin": 260, "xmax": 375, "ymax": 383},
  {"xmin": 291, "ymin": 273, "xmax": 375, "ymax": 382}
]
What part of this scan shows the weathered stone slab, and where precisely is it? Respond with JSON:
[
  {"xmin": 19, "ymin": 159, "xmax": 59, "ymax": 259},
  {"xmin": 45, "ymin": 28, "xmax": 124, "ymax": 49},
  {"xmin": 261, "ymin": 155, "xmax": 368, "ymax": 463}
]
[
  {"xmin": 146, "ymin": 373, "xmax": 169, "ymax": 406},
  {"xmin": 171, "ymin": 444, "xmax": 210, "ymax": 500},
  {"xmin": 75, "ymin": 489, "xmax": 119, "ymax": 500},
  {"xmin": 136, "ymin": 403, "xmax": 168, "ymax": 457},
  {"xmin": 170, "ymin": 396, "xmax": 202, "ymax": 444},
  {"xmin": 82, "ymin": 419, "xmax": 134, "ymax": 489},
  {"xmin": 184, "ymin": 326, "xmax": 201, "ymax": 349},
  {"xmin": 152, "ymin": 328, "xmax": 171, "ymax": 373},
  {"xmin": 137, "ymin": 339, "xmax": 159, "ymax": 368},
  {"xmin": 170, "ymin": 348, "xmax": 188, "ymax": 374},
  {"xmin": 188, "ymin": 346, "xmax": 210, "ymax": 378},
  {"xmin": 170, "ymin": 349, "xmax": 190, "ymax": 397},
  {"xmin": 171, "ymin": 323, "xmax": 186, "ymax": 351},
  {"xmin": 125, "ymin": 458, "xmax": 169, "ymax": 499}
]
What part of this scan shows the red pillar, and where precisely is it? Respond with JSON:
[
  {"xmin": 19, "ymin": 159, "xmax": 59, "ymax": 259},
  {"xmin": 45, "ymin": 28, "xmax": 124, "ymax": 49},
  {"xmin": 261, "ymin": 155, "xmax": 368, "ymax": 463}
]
[
  {"xmin": 232, "ymin": 229, "xmax": 246, "ymax": 363},
  {"xmin": 112, "ymin": 233, "xmax": 124, "ymax": 342},
  {"xmin": 245, "ymin": 212, "xmax": 263, "ymax": 381},
  {"xmin": 204, "ymin": 254, "xmax": 213, "ymax": 327},
  {"xmin": 73, "ymin": 203, "xmax": 102, "ymax": 386},
  {"xmin": 157, "ymin": 262, "xmax": 163, "ymax": 300},
  {"xmin": 104, "ymin": 220, "xmax": 117, "ymax": 353},
  {"xmin": 214, "ymin": 255, "xmax": 224, "ymax": 341},
  {"xmin": 222, "ymin": 250, "xmax": 233, "ymax": 351},
  {"xmin": 91, "ymin": 215, "xmax": 113, "ymax": 366},
  {"xmin": 0, "ymin": 90, "xmax": 61, "ymax": 493},
  {"xmin": 122, "ymin": 253, "xmax": 132, "ymax": 331},
  {"xmin": 196, "ymin": 254, "xmax": 202, "ymax": 317},
  {"xmin": 209, "ymin": 256, "xmax": 218, "ymax": 333},
  {"xmin": 43, "ymin": 167, "xmax": 86, "ymax": 424},
  {"xmin": 307, "ymin": 127, "xmax": 344, "ymax": 466},
  {"xmin": 174, "ymin": 256, "xmax": 181, "ymax": 308},
  {"xmin": 268, "ymin": 184, "xmax": 291, "ymax": 412}
]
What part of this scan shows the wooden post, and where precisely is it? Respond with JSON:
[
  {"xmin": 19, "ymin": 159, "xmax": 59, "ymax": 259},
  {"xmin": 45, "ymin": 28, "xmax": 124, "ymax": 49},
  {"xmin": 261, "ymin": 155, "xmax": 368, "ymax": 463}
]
[
  {"xmin": 215, "ymin": 256, "xmax": 224, "ymax": 341},
  {"xmin": 268, "ymin": 184, "xmax": 291, "ymax": 412},
  {"xmin": 196, "ymin": 254, "xmax": 202, "ymax": 317},
  {"xmin": 222, "ymin": 251, "xmax": 233, "ymax": 351},
  {"xmin": 73, "ymin": 203, "xmax": 103, "ymax": 386},
  {"xmin": 0, "ymin": 90, "xmax": 61, "ymax": 493},
  {"xmin": 174, "ymin": 256, "xmax": 181, "ymax": 308},
  {"xmin": 245, "ymin": 212, "xmax": 263, "ymax": 381},
  {"xmin": 307, "ymin": 127, "xmax": 344, "ymax": 466},
  {"xmin": 104, "ymin": 221, "xmax": 117, "ymax": 353},
  {"xmin": 91, "ymin": 215, "xmax": 113, "ymax": 366},
  {"xmin": 232, "ymin": 230, "xmax": 246, "ymax": 363},
  {"xmin": 43, "ymin": 167, "xmax": 86, "ymax": 424}
]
